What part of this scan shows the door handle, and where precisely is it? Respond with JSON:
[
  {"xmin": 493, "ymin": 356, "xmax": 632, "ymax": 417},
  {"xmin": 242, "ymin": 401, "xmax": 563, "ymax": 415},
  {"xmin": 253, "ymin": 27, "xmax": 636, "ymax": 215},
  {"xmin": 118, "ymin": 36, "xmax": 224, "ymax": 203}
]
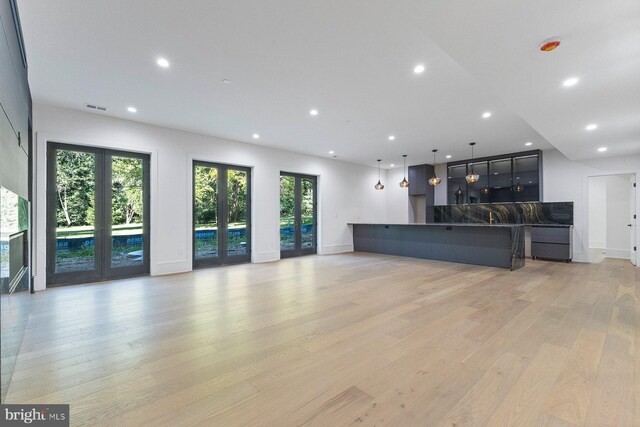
[{"xmin": 628, "ymin": 224, "xmax": 633, "ymax": 227}]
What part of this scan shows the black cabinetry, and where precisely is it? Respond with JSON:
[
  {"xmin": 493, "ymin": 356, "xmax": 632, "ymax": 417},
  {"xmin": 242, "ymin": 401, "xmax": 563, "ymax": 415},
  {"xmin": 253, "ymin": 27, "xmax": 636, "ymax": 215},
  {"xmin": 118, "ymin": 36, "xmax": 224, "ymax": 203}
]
[
  {"xmin": 407, "ymin": 164, "xmax": 435, "ymax": 222},
  {"xmin": 531, "ymin": 225, "xmax": 573, "ymax": 262}
]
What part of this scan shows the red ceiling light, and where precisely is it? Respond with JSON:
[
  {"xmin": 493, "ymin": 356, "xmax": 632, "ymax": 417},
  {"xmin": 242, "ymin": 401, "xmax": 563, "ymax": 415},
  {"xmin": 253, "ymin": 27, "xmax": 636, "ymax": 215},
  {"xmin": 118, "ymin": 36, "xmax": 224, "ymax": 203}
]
[{"xmin": 539, "ymin": 38, "xmax": 561, "ymax": 52}]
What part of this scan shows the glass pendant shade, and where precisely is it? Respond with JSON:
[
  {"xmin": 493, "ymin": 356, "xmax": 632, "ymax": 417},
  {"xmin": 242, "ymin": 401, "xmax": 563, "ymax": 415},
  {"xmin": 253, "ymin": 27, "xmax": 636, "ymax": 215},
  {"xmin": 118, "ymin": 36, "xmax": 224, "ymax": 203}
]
[
  {"xmin": 465, "ymin": 142, "xmax": 480, "ymax": 183},
  {"xmin": 454, "ymin": 187, "xmax": 464, "ymax": 197},
  {"xmin": 399, "ymin": 155, "xmax": 409, "ymax": 188},
  {"xmin": 429, "ymin": 149, "xmax": 441, "ymax": 186},
  {"xmin": 481, "ymin": 185, "xmax": 490, "ymax": 194},
  {"xmin": 465, "ymin": 172, "xmax": 479, "ymax": 183},
  {"xmin": 374, "ymin": 159, "xmax": 384, "ymax": 190},
  {"xmin": 515, "ymin": 182, "xmax": 524, "ymax": 192}
]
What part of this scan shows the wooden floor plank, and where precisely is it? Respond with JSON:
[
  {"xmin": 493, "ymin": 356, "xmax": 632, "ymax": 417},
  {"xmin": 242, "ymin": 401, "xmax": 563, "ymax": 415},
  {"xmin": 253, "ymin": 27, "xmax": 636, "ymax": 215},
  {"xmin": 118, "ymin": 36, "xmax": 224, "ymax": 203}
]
[{"xmin": 2, "ymin": 253, "xmax": 637, "ymax": 426}]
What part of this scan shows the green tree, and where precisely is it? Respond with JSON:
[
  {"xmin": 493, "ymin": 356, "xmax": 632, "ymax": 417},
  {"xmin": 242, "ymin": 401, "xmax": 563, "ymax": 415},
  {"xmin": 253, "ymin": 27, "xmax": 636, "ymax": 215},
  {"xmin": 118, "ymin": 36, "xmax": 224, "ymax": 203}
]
[
  {"xmin": 194, "ymin": 166, "xmax": 218, "ymax": 225},
  {"xmin": 111, "ymin": 157, "xmax": 143, "ymax": 225},
  {"xmin": 56, "ymin": 150, "xmax": 95, "ymax": 227}
]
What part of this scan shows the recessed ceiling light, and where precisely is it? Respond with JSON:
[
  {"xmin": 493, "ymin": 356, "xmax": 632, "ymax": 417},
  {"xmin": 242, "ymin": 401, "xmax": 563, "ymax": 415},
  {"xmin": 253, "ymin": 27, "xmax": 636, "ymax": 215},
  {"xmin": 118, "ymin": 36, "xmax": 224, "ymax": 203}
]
[
  {"xmin": 252, "ymin": 133, "xmax": 260, "ymax": 139},
  {"xmin": 329, "ymin": 150, "xmax": 334, "ymax": 154},
  {"xmin": 482, "ymin": 112, "xmax": 492, "ymax": 119},
  {"xmin": 586, "ymin": 123, "xmax": 598, "ymax": 131},
  {"xmin": 563, "ymin": 77, "xmax": 579, "ymax": 87},
  {"xmin": 390, "ymin": 164, "xmax": 395, "ymax": 167},
  {"xmin": 127, "ymin": 106, "xmax": 137, "ymax": 113},
  {"xmin": 388, "ymin": 135, "xmax": 396, "ymax": 141},
  {"xmin": 598, "ymin": 147, "xmax": 607, "ymax": 152},
  {"xmin": 446, "ymin": 155, "xmax": 452, "ymax": 159},
  {"xmin": 156, "ymin": 58, "xmax": 170, "ymax": 68},
  {"xmin": 310, "ymin": 109, "xmax": 318, "ymax": 116},
  {"xmin": 414, "ymin": 64, "xmax": 425, "ymax": 74},
  {"xmin": 525, "ymin": 142, "xmax": 533, "ymax": 146}
]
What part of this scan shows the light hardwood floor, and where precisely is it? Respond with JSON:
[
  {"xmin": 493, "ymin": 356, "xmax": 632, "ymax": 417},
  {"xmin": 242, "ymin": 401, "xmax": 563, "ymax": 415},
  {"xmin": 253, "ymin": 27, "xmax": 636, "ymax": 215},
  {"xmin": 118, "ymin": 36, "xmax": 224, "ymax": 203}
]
[{"xmin": 6, "ymin": 253, "xmax": 639, "ymax": 426}]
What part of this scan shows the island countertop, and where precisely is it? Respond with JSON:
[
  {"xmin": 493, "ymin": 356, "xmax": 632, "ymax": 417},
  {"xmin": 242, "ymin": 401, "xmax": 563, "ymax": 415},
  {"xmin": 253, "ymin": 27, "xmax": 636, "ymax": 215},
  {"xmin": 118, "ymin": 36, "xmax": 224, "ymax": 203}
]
[
  {"xmin": 350, "ymin": 223, "xmax": 525, "ymax": 270},
  {"xmin": 348, "ymin": 222, "xmax": 525, "ymax": 228}
]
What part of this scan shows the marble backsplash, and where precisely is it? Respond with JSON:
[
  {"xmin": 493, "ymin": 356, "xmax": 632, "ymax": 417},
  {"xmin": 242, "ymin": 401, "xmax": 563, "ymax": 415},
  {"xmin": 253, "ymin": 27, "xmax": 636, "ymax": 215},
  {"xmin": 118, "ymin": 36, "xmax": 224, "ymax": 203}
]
[{"xmin": 434, "ymin": 202, "xmax": 573, "ymax": 225}]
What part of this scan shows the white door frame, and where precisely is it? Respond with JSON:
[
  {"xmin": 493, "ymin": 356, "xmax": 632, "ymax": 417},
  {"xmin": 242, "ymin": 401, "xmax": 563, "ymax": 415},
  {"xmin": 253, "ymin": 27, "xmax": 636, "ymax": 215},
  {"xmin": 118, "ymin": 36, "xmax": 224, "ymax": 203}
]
[{"xmin": 583, "ymin": 171, "xmax": 638, "ymax": 266}]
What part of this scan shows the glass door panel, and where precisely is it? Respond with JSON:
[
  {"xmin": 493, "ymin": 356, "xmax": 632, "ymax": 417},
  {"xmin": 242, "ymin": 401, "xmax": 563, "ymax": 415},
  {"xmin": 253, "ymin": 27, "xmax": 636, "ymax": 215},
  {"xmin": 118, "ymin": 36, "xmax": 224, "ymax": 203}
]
[
  {"xmin": 227, "ymin": 169, "xmax": 248, "ymax": 256},
  {"xmin": 53, "ymin": 149, "xmax": 98, "ymax": 275},
  {"xmin": 466, "ymin": 161, "xmax": 489, "ymax": 204},
  {"xmin": 301, "ymin": 178, "xmax": 316, "ymax": 249},
  {"xmin": 110, "ymin": 156, "xmax": 144, "ymax": 268},
  {"xmin": 194, "ymin": 165, "xmax": 219, "ymax": 261},
  {"xmin": 193, "ymin": 162, "xmax": 251, "ymax": 267},
  {"xmin": 280, "ymin": 176, "xmax": 295, "ymax": 251},
  {"xmin": 489, "ymin": 158, "xmax": 513, "ymax": 203},
  {"xmin": 280, "ymin": 173, "xmax": 317, "ymax": 258}
]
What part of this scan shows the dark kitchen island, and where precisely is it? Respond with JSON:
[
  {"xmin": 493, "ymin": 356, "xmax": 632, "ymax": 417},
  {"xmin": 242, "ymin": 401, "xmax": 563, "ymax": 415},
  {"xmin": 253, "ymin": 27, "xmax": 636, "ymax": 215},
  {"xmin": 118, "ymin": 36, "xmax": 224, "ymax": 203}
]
[{"xmin": 349, "ymin": 223, "xmax": 525, "ymax": 270}]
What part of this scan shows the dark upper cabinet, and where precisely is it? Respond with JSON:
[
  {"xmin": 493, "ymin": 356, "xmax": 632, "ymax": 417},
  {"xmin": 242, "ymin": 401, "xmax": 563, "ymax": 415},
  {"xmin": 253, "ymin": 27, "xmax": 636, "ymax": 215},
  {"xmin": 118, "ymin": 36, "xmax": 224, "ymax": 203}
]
[
  {"xmin": 408, "ymin": 164, "xmax": 435, "ymax": 222},
  {"xmin": 408, "ymin": 164, "xmax": 433, "ymax": 196}
]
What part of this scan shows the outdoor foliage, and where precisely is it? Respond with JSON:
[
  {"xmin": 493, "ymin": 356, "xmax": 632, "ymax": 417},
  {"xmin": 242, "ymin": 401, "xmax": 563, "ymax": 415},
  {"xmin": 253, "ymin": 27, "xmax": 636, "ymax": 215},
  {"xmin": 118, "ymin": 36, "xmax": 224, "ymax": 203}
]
[
  {"xmin": 55, "ymin": 152, "xmax": 143, "ymax": 227},
  {"xmin": 194, "ymin": 167, "xmax": 248, "ymax": 226},
  {"xmin": 111, "ymin": 157, "xmax": 143, "ymax": 225},
  {"xmin": 56, "ymin": 150, "xmax": 95, "ymax": 227},
  {"xmin": 280, "ymin": 176, "xmax": 314, "ymax": 225}
]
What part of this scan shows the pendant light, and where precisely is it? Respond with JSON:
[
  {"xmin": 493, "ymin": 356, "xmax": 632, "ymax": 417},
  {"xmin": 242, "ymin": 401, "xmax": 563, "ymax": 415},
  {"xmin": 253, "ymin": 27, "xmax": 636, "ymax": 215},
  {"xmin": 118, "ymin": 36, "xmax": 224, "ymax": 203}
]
[
  {"xmin": 399, "ymin": 155, "xmax": 409, "ymax": 188},
  {"xmin": 465, "ymin": 142, "xmax": 480, "ymax": 183},
  {"xmin": 428, "ymin": 149, "xmax": 442, "ymax": 186},
  {"xmin": 374, "ymin": 159, "xmax": 385, "ymax": 190}
]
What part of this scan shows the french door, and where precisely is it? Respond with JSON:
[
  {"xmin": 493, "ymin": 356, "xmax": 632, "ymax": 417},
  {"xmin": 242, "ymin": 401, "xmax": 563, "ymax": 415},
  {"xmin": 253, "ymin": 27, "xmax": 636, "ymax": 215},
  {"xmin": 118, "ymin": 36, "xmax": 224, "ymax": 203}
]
[
  {"xmin": 280, "ymin": 173, "xmax": 317, "ymax": 258},
  {"xmin": 193, "ymin": 161, "xmax": 251, "ymax": 267},
  {"xmin": 46, "ymin": 143, "xmax": 150, "ymax": 286}
]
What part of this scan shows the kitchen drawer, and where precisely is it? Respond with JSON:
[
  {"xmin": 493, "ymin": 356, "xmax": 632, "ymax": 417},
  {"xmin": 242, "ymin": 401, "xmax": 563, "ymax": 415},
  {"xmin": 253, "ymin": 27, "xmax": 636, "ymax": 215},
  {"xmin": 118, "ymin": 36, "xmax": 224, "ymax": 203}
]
[
  {"xmin": 531, "ymin": 227, "xmax": 571, "ymax": 244},
  {"xmin": 531, "ymin": 242, "xmax": 572, "ymax": 261}
]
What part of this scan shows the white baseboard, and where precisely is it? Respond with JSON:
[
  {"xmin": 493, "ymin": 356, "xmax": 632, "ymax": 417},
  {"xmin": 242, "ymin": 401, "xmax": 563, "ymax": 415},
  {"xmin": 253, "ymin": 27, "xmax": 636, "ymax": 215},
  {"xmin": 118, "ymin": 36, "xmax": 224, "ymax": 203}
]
[
  {"xmin": 252, "ymin": 251, "xmax": 280, "ymax": 263},
  {"xmin": 605, "ymin": 249, "xmax": 631, "ymax": 260},
  {"xmin": 151, "ymin": 261, "xmax": 191, "ymax": 276},
  {"xmin": 319, "ymin": 243, "xmax": 353, "ymax": 255}
]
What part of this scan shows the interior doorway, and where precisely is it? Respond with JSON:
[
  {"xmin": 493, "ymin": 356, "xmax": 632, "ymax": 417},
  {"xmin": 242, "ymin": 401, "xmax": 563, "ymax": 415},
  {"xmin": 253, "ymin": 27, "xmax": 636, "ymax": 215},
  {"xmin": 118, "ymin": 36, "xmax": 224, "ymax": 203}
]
[
  {"xmin": 588, "ymin": 173, "xmax": 636, "ymax": 265},
  {"xmin": 46, "ymin": 143, "xmax": 151, "ymax": 286},
  {"xmin": 280, "ymin": 173, "xmax": 317, "ymax": 258}
]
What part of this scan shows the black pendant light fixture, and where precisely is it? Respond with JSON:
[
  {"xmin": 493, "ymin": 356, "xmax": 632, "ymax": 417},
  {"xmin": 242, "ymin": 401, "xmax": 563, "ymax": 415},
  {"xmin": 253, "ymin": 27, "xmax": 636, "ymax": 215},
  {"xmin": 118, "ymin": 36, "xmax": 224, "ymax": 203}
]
[
  {"xmin": 374, "ymin": 159, "xmax": 385, "ymax": 190},
  {"xmin": 428, "ymin": 149, "xmax": 441, "ymax": 186},
  {"xmin": 465, "ymin": 142, "xmax": 480, "ymax": 183},
  {"xmin": 399, "ymin": 155, "xmax": 409, "ymax": 188},
  {"xmin": 515, "ymin": 182, "xmax": 524, "ymax": 192}
]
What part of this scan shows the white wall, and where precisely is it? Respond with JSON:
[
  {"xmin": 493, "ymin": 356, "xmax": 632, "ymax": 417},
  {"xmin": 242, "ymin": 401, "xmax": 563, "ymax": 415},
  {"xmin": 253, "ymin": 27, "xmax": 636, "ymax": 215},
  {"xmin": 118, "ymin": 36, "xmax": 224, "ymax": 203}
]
[
  {"xmin": 588, "ymin": 176, "xmax": 606, "ymax": 248},
  {"xmin": 386, "ymin": 167, "xmax": 409, "ymax": 223},
  {"xmin": 544, "ymin": 149, "xmax": 639, "ymax": 263},
  {"xmin": 605, "ymin": 175, "xmax": 633, "ymax": 259},
  {"xmin": 32, "ymin": 103, "xmax": 389, "ymax": 290}
]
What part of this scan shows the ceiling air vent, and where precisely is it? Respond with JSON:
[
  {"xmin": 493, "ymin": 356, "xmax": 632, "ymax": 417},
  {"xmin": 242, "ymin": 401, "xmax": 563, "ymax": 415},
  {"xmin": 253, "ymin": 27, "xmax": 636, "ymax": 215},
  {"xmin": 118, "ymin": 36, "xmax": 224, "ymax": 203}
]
[{"xmin": 85, "ymin": 103, "xmax": 107, "ymax": 111}]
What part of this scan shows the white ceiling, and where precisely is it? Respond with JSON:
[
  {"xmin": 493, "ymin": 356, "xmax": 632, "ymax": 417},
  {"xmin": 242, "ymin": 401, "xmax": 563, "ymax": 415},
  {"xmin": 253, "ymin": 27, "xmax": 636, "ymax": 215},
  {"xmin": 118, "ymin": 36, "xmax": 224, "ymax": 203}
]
[{"xmin": 17, "ymin": 0, "xmax": 639, "ymax": 167}]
